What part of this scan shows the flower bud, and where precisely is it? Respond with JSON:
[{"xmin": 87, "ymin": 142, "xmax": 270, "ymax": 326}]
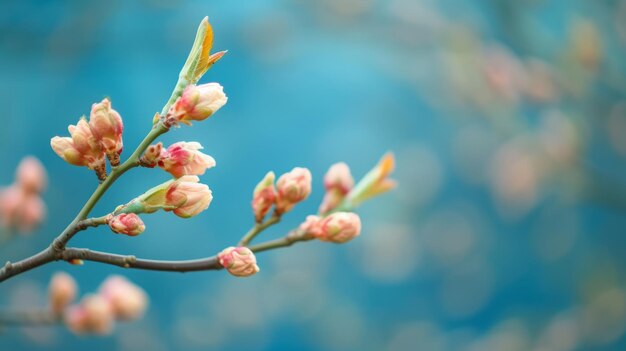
[
  {"xmin": 15, "ymin": 156, "xmax": 47, "ymax": 195},
  {"xmin": 251, "ymin": 171, "xmax": 277, "ymax": 222},
  {"xmin": 89, "ymin": 98, "xmax": 124, "ymax": 166},
  {"xmin": 108, "ymin": 213, "xmax": 145, "ymax": 236},
  {"xmin": 158, "ymin": 142, "xmax": 216, "ymax": 178},
  {"xmin": 319, "ymin": 162, "xmax": 354, "ymax": 214},
  {"xmin": 140, "ymin": 142, "xmax": 164, "ymax": 168},
  {"xmin": 51, "ymin": 118, "xmax": 106, "ymax": 180},
  {"xmin": 165, "ymin": 83, "xmax": 227, "ymax": 127},
  {"xmin": 346, "ymin": 153, "xmax": 396, "ymax": 208},
  {"xmin": 0, "ymin": 186, "xmax": 23, "ymax": 229},
  {"xmin": 17, "ymin": 194, "xmax": 45, "ymax": 232},
  {"xmin": 48, "ymin": 272, "xmax": 77, "ymax": 315},
  {"xmin": 99, "ymin": 275, "xmax": 148, "ymax": 321},
  {"xmin": 65, "ymin": 294, "xmax": 114, "ymax": 335},
  {"xmin": 297, "ymin": 215, "xmax": 323, "ymax": 239},
  {"xmin": 315, "ymin": 212, "xmax": 361, "ymax": 244},
  {"xmin": 275, "ymin": 167, "xmax": 312, "ymax": 214},
  {"xmin": 218, "ymin": 246, "xmax": 260, "ymax": 277},
  {"xmin": 133, "ymin": 176, "xmax": 212, "ymax": 218}
]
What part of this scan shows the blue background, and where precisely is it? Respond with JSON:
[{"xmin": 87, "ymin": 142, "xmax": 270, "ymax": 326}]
[{"xmin": 1, "ymin": 0, "xmax": 626, "ymax": 350}]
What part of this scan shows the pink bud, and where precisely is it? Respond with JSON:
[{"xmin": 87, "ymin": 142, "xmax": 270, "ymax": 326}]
[
  {"xmin": 275, "ymin": 167, "xmax": 312, "ymax": 214},
  {"xmin": 218, "ymin": 246, "xmax": 260, "ymax": 277},
  {"xmin": 48, "ymin": 272, "xmax": 77, "ymax": 315},
  {"xmin": 15, "ymin": 156, "xmax": 47, "ymax": 194},
  {"xmin": 17, "ymin": 194, "xmax": 45, "ymax": 232},
  {"xmin": 0, "ymin": 186, "xmax": 23, "ymax": 229},
  {"xmin": 165, "ymin": 175, "xmax": 213, "ymax": 218},
  {"xmin": 158, "ymin": 142, "xmax": 216, "ymax": 178},
  {"xmin": 51, "ymin": 118, "xmax": 106, "ymax": 179},
  {"xmin": 108, "ymin": 213, "xmax": 145, "ymax": 236},
  {"xmin": 89, "ymin": 98, "xmax": 124, "ymax": 166},
  {"xmin": 166, "ymin": 83, "xmax": 228, "ymax": 127},
  {"xmin": 140, "ymin": 142, "xmax": 164, "ymax": 168},
  {"xmin": 297, "ymin": 215, "xmax": 323, "ymax": 239},
  {"xmin": 324, "ymin": 162, "xmax": 354, "ymax": 194},
  {"xmin": 251, "ymin": 171, "xmax": 277, "ymax": 222},
  {"xmin": 315, "ymin": 212, "xmax": 361, "ymax": 244},
  {"xmin": 65, "ymin": 294, "xmax": 114, "ymax": 335},
  {"xmin": 99, "ymin": 275, "xmax": 148, "ymax": 321}
]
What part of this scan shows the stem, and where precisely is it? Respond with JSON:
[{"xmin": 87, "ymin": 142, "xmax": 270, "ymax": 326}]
[
  {"xmin": 0, "ymin": 310, "xmax": 60, "ymax": 326},
  {"xmin": 249, "ymin": 233, "xmax": 312, "ymax": 253},
  {"xmin": 238, "ymin": 214, "xmax": 281, "ymax": 247}
]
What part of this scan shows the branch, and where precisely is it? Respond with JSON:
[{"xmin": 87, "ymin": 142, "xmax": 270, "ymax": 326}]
[
  {"xmin": 238, "ymin": 214, "xmax": 281, "ymax": 246},
  {"xmin": 0, "ymin": 310, "xmax": 59, "ymax": 326}
]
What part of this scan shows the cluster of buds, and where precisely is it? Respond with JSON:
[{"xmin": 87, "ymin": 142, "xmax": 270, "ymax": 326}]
[
  {"xmin": 140, "ymin": 141, "xmax": 216, "ymax": 178},
  {"xmin": 218, "ymin": 246, "xmax": 260, "ymax": 277},
  {"xmin": 251, "ymin": 167, "xmax": 312, "ymax": 222},
  {"xmin": 51, "ymin": 98, "xmax": 124, "ymax": 180},
  {"xmin": 48, "ymin": 272, "xmax": 148, "ymax": 335},
  {"xmin": 0, "ymin": 157, "xmax": 47, "ymax": 232}
]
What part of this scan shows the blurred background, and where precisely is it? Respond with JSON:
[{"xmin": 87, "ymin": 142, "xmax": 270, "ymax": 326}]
[{"xmin": 1, "ymin": 0, "xmax": 626, "ymax": 350}]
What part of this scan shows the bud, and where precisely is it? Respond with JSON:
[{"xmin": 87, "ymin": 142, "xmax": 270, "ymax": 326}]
[
  {"xmin": 158, "ymin": 142, "xmax": 216, "ymax": 178},
  {"xmin": 251, "ymin": 171, "xmax": 277, "ymax": 222},
  {"xmin": 132, "ymin": 175, "xmax": 212, "ymax": 218},
  {"xmin": 17, "ymin": 194, "xmax": 45, "ymax": 232},
  {"xmin": 140, "ymin": 142, "xmax": 164, "ymax": 168},
  {"xmin": 108, "ymin": 213, "xmax": 145, "ymax": 236},
  {"xmin": 89, "ymin": 98, "xmax": 124, "ymax": 166},
  {"xmin": 51, "ymin": 118, "xmax": 106, "ymax": 180},
  {"xmin": 165, "ymin": 83, "xmax": 228, "ymax": 127},
  {"xmin": 315, "ymin": 212, "xmax": 361, "ymax": 244},
  {"xmin": 275, "ymin": 167, "xmax": 312, "ymax": 214},
  {"xmin": 297, "ymin": 215, "xmax": 323, "ymax": 239},
  {"xmin": 48, "ymin": 272, "xmax": 77, "ymax": 315},
  {"xmin": 0, "ymin": 186, "xmax": 23, "ymax": 229},
  {"xmin": 345, "ymin": 153, "xmax": 396, "ymax": 208},
  {"xmin": 15, "ymin": 156, "xmax": 47, "ymax": 194},
  {"xmin": 218, "ymin": 246, "xmax": 260, "ymax": 277},
  {"xmin": 65, "ymin": 294, "xmax": 114, "ymax": 335},
  {"xmin": 99, "ymin": 275, "xmax": 148, "ymax": 321},
  {"xmin": 319, "ymin": 162, "xmax": 354, "ymax": 214}
]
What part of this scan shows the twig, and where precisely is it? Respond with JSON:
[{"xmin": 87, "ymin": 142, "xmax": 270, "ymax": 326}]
[
  {"xmin": 0, "ymin": 310, "xmax": 59, "ymax": 326},
  {"xmin": 238, "ymin": 214, "xmax": 281, "ymax": 246}
]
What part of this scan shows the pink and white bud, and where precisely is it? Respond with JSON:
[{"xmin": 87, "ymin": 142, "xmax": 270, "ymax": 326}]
[
  {"xmin": 48, "ymin": 272, "xmax": 77, "ymax": 315},
  {"xmin": 218, "ymin": 246, "xmax": 260, "ymax": 277},
  {"xmin": 166, "ymin": 83, "xmax": 228, "ymax": 126},
  {"xmin": 89, "ymin": 98, "xmax": 124, "ymax": 166},
  {"xmin": 315, "ymin": 212, "xmax": 361, "ymax": 244},
  {"xmin": 251, "ymin": 171, "xmax": 277, "ymax": 222},
  {"xmin": 158, "ymin": 142, "xmax": 216, "ymax": 178},
  {"xmin": 51, "ymin": 118, "xmax": 106, "ymax": 179},
  {"xmin": 297, "ymin": 215, "xmax": 323, "ymax": 239},
  {"xmin": 15, "ymin": 157, "xmax": 47, "ymax": 194},
  {"xmin": 0, "ymin": 186, "xmax": 23, "ymax": 229},
  {"xmin": 140, "ymin": 142, "xmax": 164, "ymax": 168},
  {"xmin": 165, "ymin": 176, "xmax": 213, "ymax": 218},
  {"xmin": 99, "ymin": 275, "xmax": 148, "ymax": 321},
  {"xmin": 108, "ymin": 213, "xmax": 145, "ymax": 236},
  {"xmin": 275, "ymin": 167, "xmax": 312, "ymax": 214},
  {"xmin": 65, "ymin": 294, "xmax": 114, "ymax": 335},
  {"xmin": 319, "ymin": 163, "xmax": 354, "ymax": 214},
  {"xmin": 17, "ymin": 195, "xmax": 45, "ymax": 232}
]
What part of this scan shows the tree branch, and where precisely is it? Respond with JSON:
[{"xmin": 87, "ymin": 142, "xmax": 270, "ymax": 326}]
[
  {"xmin": 238, "ymin": 214, "xmax": 281, "ymax": 246},
  {"xmin": 0, "ymin": 310, "xmax": 59, "ymax": 326}
]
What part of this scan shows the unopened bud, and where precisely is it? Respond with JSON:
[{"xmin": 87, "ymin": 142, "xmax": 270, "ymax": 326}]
[
  {"xmin": 15, "ymin": 157, "xmax": 47, "ymax": 194},
  {"xmin": 315, "ymin": 212, "xmax": 361, "ymax": 244},
  {"xmin": 89, "ymin": 98, "xmax": 124, "ymax": 166},
  {"xmin": 99, "ymin": 275, "xmax": 148, "ymax": 321},
  {"xmin": 51, "ymin": 118, "xmax": 106, "ymax": 180},
  {"xmin": 132, "ymin": 175, "xmax": 212, "ymax": 218},
  {"xmin": 65, "ymin": 294, "xmax": 114, "ymax": 335},
  {"xmin": 218, "ymin": 246, "xmax": 260, "ymax": 277},
  {"xmin": 48, "ymin": 272, "xmax": 77, "ymax": 315},
  {"xmin": 346, "ymin": 153, "xmax": 396, "ymax": 208},
  {"xmin": 158, "ymin": 142, "xmax": 216, "ymax": 178},
  {"xmin": 251, "ymin": 171, "xmax": 276, "ymax": 222},
  {"xmin": 165, "ymin": 83, "xmax": 227, "ymax": 127},
  {"xmin": 108, "ymin": 213, "xmax": 145, "ymax": 236},
  {"xmin": 275, "ymin": 167, "xmax": 312, "ymax": 214}
]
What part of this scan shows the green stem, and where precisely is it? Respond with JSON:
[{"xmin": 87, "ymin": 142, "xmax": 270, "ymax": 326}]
[
  {"xmin": 249, "ymin": 232, "xmax": 312, "ymax": 253},
  {"xmin": 238, "ymin": 214, "xmax": 281, "ymax": 247}
]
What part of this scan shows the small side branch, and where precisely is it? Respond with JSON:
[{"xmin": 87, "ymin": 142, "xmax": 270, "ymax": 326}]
[{"xmin": 0, "ymin": 310, "xmax": 59, "ymax": 326}]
